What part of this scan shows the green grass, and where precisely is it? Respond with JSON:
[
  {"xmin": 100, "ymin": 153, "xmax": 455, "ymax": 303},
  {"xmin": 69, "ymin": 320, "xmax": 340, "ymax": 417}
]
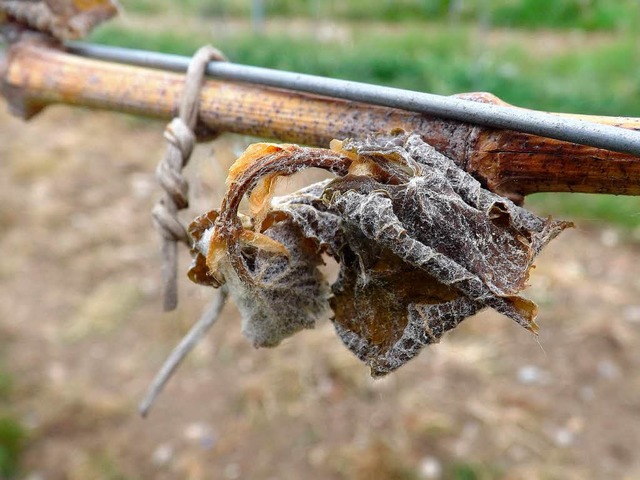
[
  {"xmin": 528, "ymin": 193, "xmax": 640, "ymax": 230},
  {"xmin": 0, "ymin": 362, "xmax": 26, "ymax": 479},
  {"xmin": 0, "ymin": 417, "xmax": 26, "ymax": 478},
  {"xmin": 91, "ymin": 25, "xmax": 640, "ymax": 116},
  {"xmin": 445, "ymin": 461, "xmax": 502, "ymax": 480},
  {"xmin": 492, "ymin": 0, "xmax": 640, "ymax": 31},
  {"xmin": 91, "ymin": 13, "xmax": 640, "ymax": 230},
  {"xmin": 122, "ymin": 0, "xmax": 640, "ymax": 31}
]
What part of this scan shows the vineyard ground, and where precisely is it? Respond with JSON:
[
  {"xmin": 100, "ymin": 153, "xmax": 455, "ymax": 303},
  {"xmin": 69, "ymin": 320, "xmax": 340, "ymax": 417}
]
[{"xmin": 1, "ymin": 102, "xmax": 640, "ymax": 479}]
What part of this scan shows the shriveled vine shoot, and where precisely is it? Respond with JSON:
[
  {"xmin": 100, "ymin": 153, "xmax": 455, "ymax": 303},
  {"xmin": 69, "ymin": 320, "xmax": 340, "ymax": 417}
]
[{"xmin": 141, "ymin": 131, "xmax": 571, "ymax": 414}]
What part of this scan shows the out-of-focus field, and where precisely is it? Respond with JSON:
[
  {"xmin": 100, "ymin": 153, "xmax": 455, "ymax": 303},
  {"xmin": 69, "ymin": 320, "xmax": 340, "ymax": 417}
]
[
  {"xmin": 2, "ymin": 2, "xmax": 640, "ymax": 479},
  {"xmin": 90, "ymin": 0, "xmax": 640, "ymax": 229}
]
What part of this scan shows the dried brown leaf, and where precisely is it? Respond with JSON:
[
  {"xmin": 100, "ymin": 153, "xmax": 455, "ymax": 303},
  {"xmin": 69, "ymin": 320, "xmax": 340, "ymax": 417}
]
[
  {"xmin": 320, "ymin": 133, "xmax": 570, "ymax": 375},
  {"xmin": 188, "ymin": 131, "xmax": 571, "ymax": 375},
  {"xmin": 1, "ymin": 0, "xmax": 118, "ymax": 39},
  {"xmin": 190, "ymin": 213, "xmax": 329, "ymax": 348}
]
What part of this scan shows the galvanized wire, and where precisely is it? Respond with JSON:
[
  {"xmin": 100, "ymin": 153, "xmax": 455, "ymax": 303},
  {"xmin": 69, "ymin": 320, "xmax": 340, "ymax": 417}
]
[{"xmin": 67, "ymin": 41, "xmax": 640, "ymax": 157}]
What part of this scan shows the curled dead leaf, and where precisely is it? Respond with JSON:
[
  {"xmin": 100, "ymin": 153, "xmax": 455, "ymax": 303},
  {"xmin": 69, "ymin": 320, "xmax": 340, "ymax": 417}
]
[
  {"xmin": 0, "ymin": 0, "xmax": 118, "ymax": 39},
  {"xmin": 188, "ymin": 131, "xmax": 571, "ymax": 376}
]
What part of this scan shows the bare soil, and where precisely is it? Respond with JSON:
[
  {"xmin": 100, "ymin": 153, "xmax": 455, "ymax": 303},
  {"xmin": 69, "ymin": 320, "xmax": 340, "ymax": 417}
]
[{"xmin": 1, "ymin": 106, "xmax": 640, "ymax": 480}]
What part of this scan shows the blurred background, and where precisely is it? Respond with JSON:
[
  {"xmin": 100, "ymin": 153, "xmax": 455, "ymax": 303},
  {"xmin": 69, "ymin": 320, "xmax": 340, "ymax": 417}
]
[{"xmin": 1, "ymin": 0, "xmax": 640, "ymax": 478}]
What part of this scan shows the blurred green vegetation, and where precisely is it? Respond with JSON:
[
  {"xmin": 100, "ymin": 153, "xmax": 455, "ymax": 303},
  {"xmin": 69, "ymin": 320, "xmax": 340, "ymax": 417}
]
[
  {"xmin": 446, "ymin": 461, "xmax": 501, "ymax": 480},
  {"xmin": 528, "ymin": 193, "xmax": 640, "ymax": 229},
  {"xmin": 93, "ymin": 1, "xmax": 640, "ymax": 230},
  {"xmin": 491, "ymin": 0, "xmax": 639, "ymax": 30},
  {"xmin": 89, "ymin": 455, "xmax": 141, "ymax": 480},
  {"xmin": 0, "ymin": 365, "xmax": 26, "ymax": 478},
  {"xmin": 124, "ymin": 0, "xmax": 640, "ymax": 30},
  {"xmin": 91, "ymin": 24, "xmax": 640, "ymax": 116}
]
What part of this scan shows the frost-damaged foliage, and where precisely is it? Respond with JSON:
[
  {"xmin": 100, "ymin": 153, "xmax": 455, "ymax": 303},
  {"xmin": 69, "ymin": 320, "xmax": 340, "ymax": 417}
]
[
  {"xmin": 189, "ymin": 132, "xmax": 571, "ymax": 376},
  {"xmin": 0, "ymin": 0, "xmax": 118, "ymax": 39},
  {"xmin": 189, "ymin": 208, "xmax": 329, "ymax": 348}
]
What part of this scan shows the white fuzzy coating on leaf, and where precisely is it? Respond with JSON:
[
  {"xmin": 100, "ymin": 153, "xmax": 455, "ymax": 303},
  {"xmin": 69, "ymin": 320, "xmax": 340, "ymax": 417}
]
[
  {"xmin": 271, "ymin": 180, "xmax": 344, "ymax": 255},
  {"xmin": 194, "ymin": 219, "xmax": 330, "ymax": 348},
  {"xmin": 323, "ymin": 132, "xmax": 570, "ymax": 375}
]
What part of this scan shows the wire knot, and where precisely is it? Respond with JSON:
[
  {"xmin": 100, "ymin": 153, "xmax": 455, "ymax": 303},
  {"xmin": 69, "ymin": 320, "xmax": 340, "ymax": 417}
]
[
  {"xmin": 152, "ymin": 45, "xmax": 227, "ymax": 311},
  {"xmin": 151, "ymin": 201, "xmax": 189, "ymax": 244},
  {"xmin": 164, "ymin": 117, "xmax": 196, "ymax": 159},
  {"xmin": 156, "ymin": 118, "xmax": 194, "ymax": 210}
]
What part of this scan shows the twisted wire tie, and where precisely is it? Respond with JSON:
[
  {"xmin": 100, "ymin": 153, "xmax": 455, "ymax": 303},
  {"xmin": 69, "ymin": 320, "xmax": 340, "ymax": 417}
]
[{"xmin": 152, "ymin": 45, "xmax": 227, "ymax": 311}]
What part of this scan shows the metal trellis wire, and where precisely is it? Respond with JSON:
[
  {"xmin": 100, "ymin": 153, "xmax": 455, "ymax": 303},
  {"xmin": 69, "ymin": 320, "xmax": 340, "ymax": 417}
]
[{"xmin": 67, "ymin": 41, "xmax": 640, "ymax": 158}]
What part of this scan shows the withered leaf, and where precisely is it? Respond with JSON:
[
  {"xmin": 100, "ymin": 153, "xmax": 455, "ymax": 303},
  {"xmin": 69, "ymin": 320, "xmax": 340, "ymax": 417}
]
[
  {"xmin": 270, "ymin": 180, "xmax": 345, "ymax": 256},
  {"xmin": 190, "ymin": 212, "xmax": 329, "ymax": 348},
  {"xmin": 0, "ymin": 0, "xmax": 118, "ymax": 39},
  {"xmin": 188, "ymin": 131, "xmax": 571, "ymax": 376},
  {"xmin": 321, "ymin": 134, "xmax": 570, "ymax": 375}
]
